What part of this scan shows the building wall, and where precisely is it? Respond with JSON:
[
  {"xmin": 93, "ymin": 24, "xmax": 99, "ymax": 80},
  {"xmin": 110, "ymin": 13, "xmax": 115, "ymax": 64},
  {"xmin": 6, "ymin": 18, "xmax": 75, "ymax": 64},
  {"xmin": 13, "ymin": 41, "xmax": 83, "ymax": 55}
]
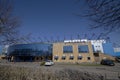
[
  {"xmin": 0, "ymin": 46, "xmax": 3, "ymax": 55},
  {"xmin": 99, "ymin": 53, "xmax": 115, "ymax": 61},
  {"xmin": 114, "ymin": 48, "xmax": 120, "ymax": 56},
  {"xmin": 114, "ymin": 48, "xmax": 120, "ymax": 52},
  {"xmin": 94, "ymin": 53, "xmax": 115, "ymax": 62},
  {"xmin": 102, "ymin": 43, "xmax": 115, "ymax": 56},
  {"xmin": 114, "ymin": 52, "xmax": 120, "ymax": 56},
  {"xmin": 64, "ymin": 39, "xmax": 106, "ymax": 53},
  {"xmin": 53, "ymin": 42, "xmax": 95, "ymax": 63}
]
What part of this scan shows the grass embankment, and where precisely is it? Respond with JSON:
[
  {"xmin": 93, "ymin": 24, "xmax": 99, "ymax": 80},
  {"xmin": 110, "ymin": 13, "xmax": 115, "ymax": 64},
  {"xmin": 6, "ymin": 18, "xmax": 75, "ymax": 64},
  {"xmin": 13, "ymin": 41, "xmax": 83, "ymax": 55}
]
[
  {"xmin": 0, "ymin": 65, "xmax": 103, "ymax": 80},
  {"xmin": 59, "ymin": 62, "xmax": 102, "ymax": 66},
  {"xmin": 77, "ymin": 63, "xmax": 102, "ymax": 66}
]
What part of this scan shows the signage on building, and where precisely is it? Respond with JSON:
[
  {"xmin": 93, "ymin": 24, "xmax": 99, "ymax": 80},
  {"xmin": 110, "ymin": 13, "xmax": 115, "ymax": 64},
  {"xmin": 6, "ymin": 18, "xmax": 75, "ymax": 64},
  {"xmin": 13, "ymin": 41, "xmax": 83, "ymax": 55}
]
[
  {"xmin": 64, "ymin": 39, "xmax": 88, "ymax": 43},
  {"xmin": 64, "ymin": 39, "xmax": 106, "ymax": 43}
]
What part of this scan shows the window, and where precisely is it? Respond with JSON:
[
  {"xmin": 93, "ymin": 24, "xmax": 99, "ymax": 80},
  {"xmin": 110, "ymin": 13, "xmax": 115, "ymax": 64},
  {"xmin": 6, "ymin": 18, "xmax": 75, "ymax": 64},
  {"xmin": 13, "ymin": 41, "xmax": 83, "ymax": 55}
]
[
  {"xmin": 87, "ymin": 57, "xmax": 91, "ymax": 60},
  {"xmin": 54, "ymin": 56, "xmax": 58, "ymax": 60},
  {"xmin": 62, "ymin": 56, "xmax": 66, "ymax": 60},
  {"xmin": 63, "ymin": 46, "xmax": 73, "ymax": 53},
  {"xmin": 78, "ymin": 56, "xmax": 82, "ymax": 60},
  {"xmin": 69, "ymin": 56, "xmax": 74, "ymax": 60},
  {"xmin": 94, "ymin": 53, "xmax": 99, "ymax": 57},
  {"xmin": 78, "ymin": 45, "xmax": 89, "ymax": 53}
]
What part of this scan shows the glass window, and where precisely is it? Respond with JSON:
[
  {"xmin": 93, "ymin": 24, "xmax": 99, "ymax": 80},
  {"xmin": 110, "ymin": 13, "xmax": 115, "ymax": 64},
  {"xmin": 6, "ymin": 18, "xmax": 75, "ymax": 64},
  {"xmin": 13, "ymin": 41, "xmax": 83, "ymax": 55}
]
[
  {"xmin": 87, "ymin": 57, "xmax": 91, "ymax": 60},
  {"xmin": 78, "ymin": 45, "xmax": 89, "ymax": 53},
  {"xmin": 69, "ymin": 56, "xmax": 74, "ymax": 60},
  {"xmin": 78, "ymin": 56, "xmax": 82, "ymax": 60},
  {"xmin": 8, "ymin": 43, "xmax": 52, "ymax": 56},
  {"xmin": 54, "ymin": 56, "xmax": 58, "ymax": 60},
  {"xmin": 62, "ymin": 56, "xmax": 66, "ymax": 60},
  {"xmin": 63, "ymin": 46, "xmax": 73, "ymax": 53}
]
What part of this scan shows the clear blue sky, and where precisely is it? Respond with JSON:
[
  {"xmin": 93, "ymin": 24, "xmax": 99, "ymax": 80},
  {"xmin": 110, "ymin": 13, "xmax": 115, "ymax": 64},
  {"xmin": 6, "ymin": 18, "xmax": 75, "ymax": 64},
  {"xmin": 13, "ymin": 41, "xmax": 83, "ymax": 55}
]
[{"xmin": 13, "ymin": 0, "xmax": 120, "ymax": 45}]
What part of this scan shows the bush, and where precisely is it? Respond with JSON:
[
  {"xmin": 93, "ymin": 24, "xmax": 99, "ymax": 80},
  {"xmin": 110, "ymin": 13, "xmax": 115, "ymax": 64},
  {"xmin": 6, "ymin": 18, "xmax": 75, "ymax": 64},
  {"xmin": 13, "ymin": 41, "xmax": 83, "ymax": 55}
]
[{"xmin": 40, "ymin": 61, "xmax": 45, "ymax": 66}]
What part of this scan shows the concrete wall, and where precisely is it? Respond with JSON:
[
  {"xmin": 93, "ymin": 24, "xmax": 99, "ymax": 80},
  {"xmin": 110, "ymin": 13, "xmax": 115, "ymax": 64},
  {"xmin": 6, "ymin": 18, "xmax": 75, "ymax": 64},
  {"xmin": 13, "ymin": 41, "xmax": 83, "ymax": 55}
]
[
  {"xmin": 99, "ymin": 53, "xmax": 115, "ymax": 61},
  {"xmin": 94, "ymin": 53, "xmax": 115, "ymax": 62},
  {"xmin": 53, "ymin": 42, "xmax": 95, "ymax": 63}
]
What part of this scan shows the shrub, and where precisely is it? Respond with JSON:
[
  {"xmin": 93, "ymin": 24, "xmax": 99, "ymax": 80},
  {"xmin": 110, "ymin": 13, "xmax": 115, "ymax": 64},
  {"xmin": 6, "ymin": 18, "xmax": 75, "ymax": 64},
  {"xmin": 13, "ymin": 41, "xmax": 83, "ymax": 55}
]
[{"xmin": 40, "ymin": 61, "xmax": 45, "ymax": 66}]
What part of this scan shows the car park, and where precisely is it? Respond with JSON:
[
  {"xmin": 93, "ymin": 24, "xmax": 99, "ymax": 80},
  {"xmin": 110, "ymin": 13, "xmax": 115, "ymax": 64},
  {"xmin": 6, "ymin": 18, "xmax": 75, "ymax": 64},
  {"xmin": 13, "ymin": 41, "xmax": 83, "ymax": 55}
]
[
  {"xmin": 44, "ymin": 60, "xmax": 54, "ymax": 66},
  {"xmin": 100, "ymin": 59, "xmax": 115, "ymax": 66}
]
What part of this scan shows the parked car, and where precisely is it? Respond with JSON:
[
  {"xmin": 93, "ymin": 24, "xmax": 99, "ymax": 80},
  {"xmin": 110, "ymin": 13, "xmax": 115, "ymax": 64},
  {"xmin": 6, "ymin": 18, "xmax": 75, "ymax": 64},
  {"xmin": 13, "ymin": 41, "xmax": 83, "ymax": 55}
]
[
  {"xmin": 115, "ymin": 56, "xmax": 120, "ymax": 62},
  {"xmin": 44, "ymin": 60, "xmax": 54, "ymax": 66},
  {"xmin": 100, "ymin": 59, "xmax": 115, "ymax": 66}
]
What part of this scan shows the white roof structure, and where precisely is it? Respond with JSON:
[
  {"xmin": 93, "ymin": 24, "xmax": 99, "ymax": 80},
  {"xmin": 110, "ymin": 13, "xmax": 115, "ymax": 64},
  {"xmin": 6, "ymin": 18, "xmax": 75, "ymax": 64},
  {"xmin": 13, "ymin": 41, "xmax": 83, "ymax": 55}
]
[{"xmin": 64, "ymin": 39, "xmax": 88, "ymax": 43}]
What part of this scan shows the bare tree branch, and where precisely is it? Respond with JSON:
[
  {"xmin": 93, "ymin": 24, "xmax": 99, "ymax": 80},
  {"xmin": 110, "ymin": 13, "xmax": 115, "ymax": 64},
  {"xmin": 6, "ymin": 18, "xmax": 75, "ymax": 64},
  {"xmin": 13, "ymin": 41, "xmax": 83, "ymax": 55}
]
[
  {"xmin": 84, "ymin": 0, "xmax": 120, "ymax": 33},
  {"xmin": 0, "ymin": 0, "xmax": 21, "ymax": 45}
]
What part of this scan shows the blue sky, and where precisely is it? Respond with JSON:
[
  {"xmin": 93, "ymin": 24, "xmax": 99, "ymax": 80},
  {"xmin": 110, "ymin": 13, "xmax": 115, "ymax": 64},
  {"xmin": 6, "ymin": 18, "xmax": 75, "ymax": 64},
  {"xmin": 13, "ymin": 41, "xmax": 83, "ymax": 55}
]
[{"xmin": 13, "ymin": 0, "xmax": 120, "ymax": 45}]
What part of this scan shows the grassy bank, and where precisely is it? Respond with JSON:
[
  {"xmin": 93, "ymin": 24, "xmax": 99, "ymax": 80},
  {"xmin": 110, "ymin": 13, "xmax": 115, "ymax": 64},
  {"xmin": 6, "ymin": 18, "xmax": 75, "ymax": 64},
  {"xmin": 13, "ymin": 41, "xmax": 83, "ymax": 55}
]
[
  {"xmin": 0, "ymin": 65, "xmax": 103, "ymax": 80},
  {"xmin": 56, "ymin": 62, "xmax": 102, "ymax": 66}
]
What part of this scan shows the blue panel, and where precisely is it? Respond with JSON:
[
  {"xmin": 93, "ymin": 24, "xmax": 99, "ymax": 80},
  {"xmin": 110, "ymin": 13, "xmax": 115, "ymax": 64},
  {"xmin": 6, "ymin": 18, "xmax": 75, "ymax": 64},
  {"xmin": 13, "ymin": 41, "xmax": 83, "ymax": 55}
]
[
  {"xmin": 0, "ymin": 46, "xmax": 2, "ymax": 54},
  {"xmin": 115, "ymin": 52, "xmax": 120, "ymax": 57},
  {"xmin": 102, "ymin": 43, "xmax": 115, "ymax": 56}
]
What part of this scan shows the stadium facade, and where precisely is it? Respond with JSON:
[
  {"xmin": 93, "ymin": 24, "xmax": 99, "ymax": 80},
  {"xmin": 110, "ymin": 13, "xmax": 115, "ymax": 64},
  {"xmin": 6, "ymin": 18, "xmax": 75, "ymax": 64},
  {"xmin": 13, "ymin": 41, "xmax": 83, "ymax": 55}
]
[{"xmin": 4, "ymin": 39, "xmax": 120, "ymax": 62}]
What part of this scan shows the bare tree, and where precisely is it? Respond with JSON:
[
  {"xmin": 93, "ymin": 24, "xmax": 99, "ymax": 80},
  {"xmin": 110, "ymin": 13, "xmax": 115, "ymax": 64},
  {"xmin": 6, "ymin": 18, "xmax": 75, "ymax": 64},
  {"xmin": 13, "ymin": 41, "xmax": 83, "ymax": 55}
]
[
  {"xmin": 0, "ymin": 0, "xmax": 21, "ymax": 45},
  {"xmin": 84, "ymin": 0, "xmax": 120, "ymax": 33}
]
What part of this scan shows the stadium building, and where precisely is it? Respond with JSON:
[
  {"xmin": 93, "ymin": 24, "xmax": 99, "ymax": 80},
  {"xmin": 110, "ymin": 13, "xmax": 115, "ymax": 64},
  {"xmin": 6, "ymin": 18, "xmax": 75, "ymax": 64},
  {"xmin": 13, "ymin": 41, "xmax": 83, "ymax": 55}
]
[{"xmin": 5, "ymin": 39, "xmax": 118, "ymax": 62}]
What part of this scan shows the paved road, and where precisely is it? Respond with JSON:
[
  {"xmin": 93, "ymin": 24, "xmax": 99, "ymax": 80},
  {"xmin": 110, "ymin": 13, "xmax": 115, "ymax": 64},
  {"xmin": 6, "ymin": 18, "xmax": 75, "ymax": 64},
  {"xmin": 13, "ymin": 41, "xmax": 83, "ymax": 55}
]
[{"xmin": 0, "ymin": 60, "xmax": 120, "ymax": 79}]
